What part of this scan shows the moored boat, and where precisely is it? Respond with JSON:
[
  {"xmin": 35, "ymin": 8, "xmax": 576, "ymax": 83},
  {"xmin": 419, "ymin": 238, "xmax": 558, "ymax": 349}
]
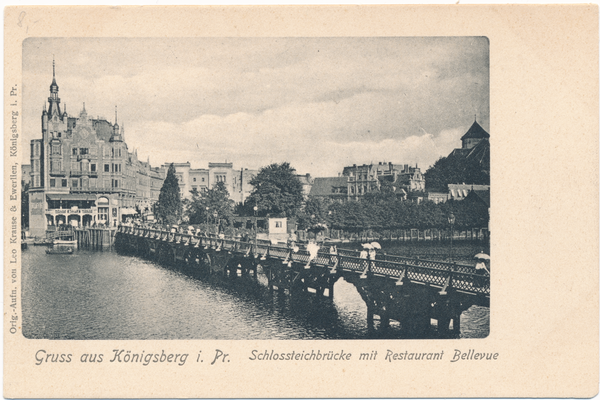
[
  {"xmin": 54, "ymin": 239, "xmax": 78, "ymax": 248},
  {"xmin": 46, "ymin": 247, "xmax": 74, "ymax": 255}
]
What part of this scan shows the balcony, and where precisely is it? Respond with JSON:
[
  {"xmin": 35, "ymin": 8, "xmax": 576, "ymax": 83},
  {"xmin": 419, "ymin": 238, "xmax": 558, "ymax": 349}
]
[{"xmin": 70, "ymin": 170, "xmax": 98, "ymax": 178}]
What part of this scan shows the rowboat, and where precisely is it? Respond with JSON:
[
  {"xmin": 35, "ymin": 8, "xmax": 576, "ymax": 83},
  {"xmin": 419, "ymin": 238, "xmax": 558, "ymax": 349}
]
[{"xmin": 46, "ymin": 247, "xmax": 74, "ymax": 255}]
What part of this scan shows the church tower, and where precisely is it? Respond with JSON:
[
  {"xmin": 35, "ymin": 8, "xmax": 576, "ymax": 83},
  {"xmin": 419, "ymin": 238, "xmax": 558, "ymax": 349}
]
[{"xmin": 460, "ymin": 118, "xmax": 490, "ymax": 150}]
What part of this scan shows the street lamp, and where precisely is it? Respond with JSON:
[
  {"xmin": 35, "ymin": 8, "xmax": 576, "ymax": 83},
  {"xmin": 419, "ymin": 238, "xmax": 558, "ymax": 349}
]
[
  {"xmin": 253, "ymin": 206, "xmax": 258, "ymax": 230},
  {"xmin": 205, "ymin": 206, "xmax": 209, "ymax": 227},
  {"xmin": 213, "ymin": 211, "xmax": 219, "ymax": 234},
  {"xmin": 448, "ymin": 213, "xmax": 455, "ymax": 262}
]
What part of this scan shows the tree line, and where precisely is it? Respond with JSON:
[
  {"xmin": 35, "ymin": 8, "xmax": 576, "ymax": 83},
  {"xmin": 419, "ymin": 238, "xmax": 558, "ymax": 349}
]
[{"xmin": 155, "ymin": 162, "xmax": 488, "ymax": 233}]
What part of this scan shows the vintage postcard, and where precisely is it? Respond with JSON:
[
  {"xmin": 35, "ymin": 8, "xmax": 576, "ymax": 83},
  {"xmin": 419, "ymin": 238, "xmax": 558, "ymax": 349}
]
[{"xmin": 4, "ymin": 5, "xmax": 598, "ymax": 398}]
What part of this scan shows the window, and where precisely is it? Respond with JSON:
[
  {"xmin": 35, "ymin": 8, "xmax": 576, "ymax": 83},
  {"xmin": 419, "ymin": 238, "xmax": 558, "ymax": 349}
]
[
  {"xmin": 202, "ymin": 177, "xmax": 205, "ymax": 182},
  {"xmin": 73, "ymin": 148, "xmax": 78, "ymax": 156},
  {"xmin": 80, "ymin": 148, "xmax": 88, "ymax": 155},
  {"xmin": 50, "ymin": 179, "xmax": 56, "ymax": 187},
  {"xmin": 57, "ymin": 132, "xmax": 61, "ymax": 138},
  {"xmin": 98, "ymin": 207, "xmax": 109, "ymax": 221},
  {"xmin": 193, "ymin": 177, "xmax": 196, "ymax": 182},
  {"xmin": 275, "ymin": 221, "xmax": 282, "ymax": 228},
  {"xmin": 104, "ymin": 164, "xmax": 110, "ymax": 172},
  {"xmin": 52, "ymin": 143, "xmax": 61, "ymax": 155},
  {"xmin": 112, "ymin": 179, "xmax": 119, "ymax": 188},
  {"xmin": 216, "ymin": 174, "xmax": 226, "ymax": 183},
  {"xmin": 62, "ymin": 179, "xmax": 68, "ymax": 187},
  {"xmin": 72, "ymin": 179, "xmax": 78, "ymax": 188},
  {"xmin": 91, "ymin": 164, "xmax": 96, "ymax": 172}
]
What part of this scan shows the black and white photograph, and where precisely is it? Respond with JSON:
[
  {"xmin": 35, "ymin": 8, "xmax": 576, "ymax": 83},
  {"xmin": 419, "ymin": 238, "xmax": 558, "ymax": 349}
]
[
  {"xmin": 5, "ymin": 6, "xmax": 597, "ymax": 399},
  {"xmin": 21, "ymin": 37, "xmax": 490, "ymax": 340}
]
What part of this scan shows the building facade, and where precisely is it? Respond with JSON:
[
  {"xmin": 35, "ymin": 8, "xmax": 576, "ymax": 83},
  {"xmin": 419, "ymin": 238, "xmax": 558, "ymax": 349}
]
[
  {"xmin": 160, "ymin": 162, "xmax": 258, "ymax": 204},
  {"xmin": 342, "ymin": 162, "xmax": 425, "ymax": 200},
  {"xmin": 28, "ymin": 63, "xmax": 161, "ymax": 237}
]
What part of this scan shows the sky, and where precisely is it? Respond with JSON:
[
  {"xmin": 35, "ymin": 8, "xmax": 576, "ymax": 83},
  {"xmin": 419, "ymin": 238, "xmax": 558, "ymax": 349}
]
[{"xmin": 22, "ymin": 37, "xmax": 489, "ymax": 177}]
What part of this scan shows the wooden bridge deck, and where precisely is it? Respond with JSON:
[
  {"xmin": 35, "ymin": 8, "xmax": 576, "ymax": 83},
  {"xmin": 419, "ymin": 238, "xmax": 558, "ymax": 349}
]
[{"xmin": 117, "ymin": 226, "xmax": 490, "ymax": 298}]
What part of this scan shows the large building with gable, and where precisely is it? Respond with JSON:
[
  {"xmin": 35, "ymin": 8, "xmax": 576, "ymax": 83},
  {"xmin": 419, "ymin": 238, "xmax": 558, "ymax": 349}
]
[{"xmin": 28, "ymin": 62, "xmax": 163, "ymax": 237}]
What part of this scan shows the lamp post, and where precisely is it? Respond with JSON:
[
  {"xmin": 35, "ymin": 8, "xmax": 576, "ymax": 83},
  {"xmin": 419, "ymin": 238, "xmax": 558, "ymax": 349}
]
[
  {"xmin": 205, "ymin": 206, "xmax": 209, "ymax": 227},
  {"xmin": 448, "ymin": 213, "xmax": 455, "ymax": 262},
  {"xmin": 213, "ymin": 210, "xmax": 219, "ymax": 234},
  {"xmin": 253, "ymin": 206, "xmax": 258, "ymax": 244},
  {"xmin": 253, "ymin": 206, "xmax": 258, "ymax": 230}
]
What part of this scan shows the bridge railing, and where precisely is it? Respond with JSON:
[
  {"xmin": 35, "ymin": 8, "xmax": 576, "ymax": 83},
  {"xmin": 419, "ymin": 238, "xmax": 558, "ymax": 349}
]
[
  {"xmin": 117, "ymin": 226, "xmax": 489, "ymax": 296},
  {"xmin": 336, "ymin": 247, "xmax": 475, "ymax": 273}
]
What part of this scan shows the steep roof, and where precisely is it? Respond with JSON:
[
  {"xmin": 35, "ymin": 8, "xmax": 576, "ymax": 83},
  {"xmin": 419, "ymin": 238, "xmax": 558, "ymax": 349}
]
[
  {"xmin": 309, "ymin": 176, "xmax": 348, "ymax": 197},
  {"xmin": 461, "ymin": 120, "xmax": 490, "ymax": 140},
  {"xmin": 466, "ymin": 138, "xmax": 490, "ymax": 165},
  {"xmin": 466, "ymin": 189, "xmax": 490, "ymax": 208}
]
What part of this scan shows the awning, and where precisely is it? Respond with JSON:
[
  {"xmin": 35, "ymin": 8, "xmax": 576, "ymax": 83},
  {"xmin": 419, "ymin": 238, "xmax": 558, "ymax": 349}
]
[
  {"xmin": 121, "ymin": 208, "xmax": 137, "ymax": 215},
  {"xmin": 46, "ymin": 194, "xmax": 97, "ymax": 201}
]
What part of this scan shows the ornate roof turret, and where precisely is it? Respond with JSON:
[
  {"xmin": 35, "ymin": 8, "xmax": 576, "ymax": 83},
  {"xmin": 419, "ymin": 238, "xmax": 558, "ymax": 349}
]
[
  {"xmin": 47, "ymin": 58, "xmax": 62, "ymax": 117},
  {"xmin": 110, "ymin": 105, "xmax": 123, "ymax": 142},
  {"xmin": 49, "ymin": 57, "xmax": 59, "ymax": 94}
]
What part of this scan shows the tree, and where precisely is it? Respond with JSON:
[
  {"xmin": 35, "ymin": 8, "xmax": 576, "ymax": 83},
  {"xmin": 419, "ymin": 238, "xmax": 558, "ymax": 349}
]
[
  {"xmin": 186, "ymin": 182, "xmax": 235, "ymax": 226},
  {"xmin": 296, "ymin": 197, "xmax": 330, "ymax": 230},
  {"xmin": 245, "ymin": 162, "xmax": 304, "ymax": 217},
  {"xmin": 424, "ymin": 153, "xmax": 490, "ymax": 191},
  {"xmin": 156, "ymin": 163, "xmax": 182, "ymax": 225}
]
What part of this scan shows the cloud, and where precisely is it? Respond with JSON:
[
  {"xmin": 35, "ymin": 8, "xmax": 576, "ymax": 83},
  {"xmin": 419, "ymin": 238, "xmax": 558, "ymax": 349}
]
[{"xmin": 22, "ymin": 37, "xmax": 489, "ymax": 177}]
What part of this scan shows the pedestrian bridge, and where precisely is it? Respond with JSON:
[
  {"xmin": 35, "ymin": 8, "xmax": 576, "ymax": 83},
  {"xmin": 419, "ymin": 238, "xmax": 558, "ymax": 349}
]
[{"xmin": 114, "ymin": 226, "xmax": 489, "ymax": 337}]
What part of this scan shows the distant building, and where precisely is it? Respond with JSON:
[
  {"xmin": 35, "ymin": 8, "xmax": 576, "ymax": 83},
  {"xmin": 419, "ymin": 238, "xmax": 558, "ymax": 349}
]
[
  {"xmin": 296, "ymin": 173, "xmax": 314, "ymax": 199},
  {"xmin": 342, "ymin": 162, "xmax": 425, "ymax": 200},
  {"xmin": 465, "ymin": 188, "xmax": 490, "ymax": 209},
  {"xmin": 307, "ymin": 162, "xmax": 424, "ymax": 201},
  {"xmin": 161, "ymin": 161, "xmax": 257, "ymax": 204},
  {"xmin": 427, "ymin": 191, "xmax": 448, "ymax": 204},
  {"xmin": 447, "ymin": 184, "xmax": 490, "ymax": 201},
  {"xmin": 309, "ymin": 176, "xmax": 349, "ymax": 200},
  {"xmin": 449, "ymin": 119, "xmax": 490, "ymax": 169}
]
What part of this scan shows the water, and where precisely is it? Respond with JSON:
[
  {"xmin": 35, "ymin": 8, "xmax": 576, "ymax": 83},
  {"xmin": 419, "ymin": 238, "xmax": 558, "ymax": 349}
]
[{"xmin": 22, "ymin": 245, "xmax": 489, "ymax": 340}]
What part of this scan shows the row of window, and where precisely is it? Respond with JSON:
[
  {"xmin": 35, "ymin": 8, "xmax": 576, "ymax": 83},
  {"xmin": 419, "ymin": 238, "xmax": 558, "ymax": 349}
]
[
  {"xmin": 48, "ymin": 160, "xmax": 124, "ymax": 174},
  {"xmin": 350, "ymin": 185, "xmax": 371, "ymax": 195},
  {"xmin": 215, "ymin": 174, "xmax": 227, "ymax": 183},
  {"xmin": 72, "ymin": 148, "xmax": 90, "ymax": 156},
  {"xmin": 49, "ymin": 178, "xmax": 121, "ymax": 189},
  {"xmin": 48, "ymin": 143, "xmax": 124, "ymax": 158}
]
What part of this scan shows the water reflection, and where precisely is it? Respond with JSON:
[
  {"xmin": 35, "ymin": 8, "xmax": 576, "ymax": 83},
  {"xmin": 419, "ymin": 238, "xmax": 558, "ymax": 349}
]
[{"xmin": 22, "ymin": 246, "xmax": 488, "ymax": 340}]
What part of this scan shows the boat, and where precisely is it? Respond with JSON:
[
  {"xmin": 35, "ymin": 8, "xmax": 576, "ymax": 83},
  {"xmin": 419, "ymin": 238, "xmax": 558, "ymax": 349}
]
[
  {"xmin": 46, "ymin": 247, "xmax": 74, "ymax": 255},
  {"xmin": 54, "ymin": 239, "xmax": 78, "ymax": 248},
  {"xmin": 33, "ymin": 238, "xmax": 54, "ymax": 246}
]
